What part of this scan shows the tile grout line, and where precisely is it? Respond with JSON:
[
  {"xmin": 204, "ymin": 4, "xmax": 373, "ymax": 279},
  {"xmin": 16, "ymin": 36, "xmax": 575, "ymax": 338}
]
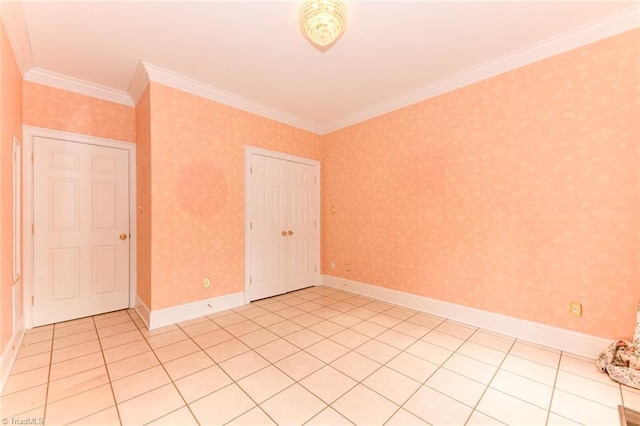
[
  {"xmin": 248, "ymin": 289, "xmax": 389, "ymax": 424},
  {"xmin": 279, "ymin": 291, "xmax": 445, "ymax": 409},
  {"xmin": 189, "ymin": 288, "xmax": 392, "ymax": 424},
  {"xmin": 175, "ymin": 316, "xmax": 263, "ymax": 425},
  {"xmin": 383, "ymin": 318, "xmax": 474, "ymax": 425},
  {"xmin": 39, "ymin": 323, "xmax": 55, "ymax": 423},
  {"xmin": 463, "ymin": 334, "xmax": 518, "ymax": 426},
  {"xmin": 174, "ymin": 312, "xmax": 282, "ymax": 425},
  {"xmin": 249, "ymin": 290, "xmax": 437, "ymax": 424},
  {"xmin": 39, "ymin": 318, "xmax": 108, "ymax": 424},
  {"xmin": 290, "ymin": 288, "xmax": 488, "ymax": 422},
  {"xmin": 485, "ymin": 337, "xmax": 574, "ymax": 421},
  {"xmin": 550, "ymin": 350, "xmax": 625, "ymax": 419},
  {"xmin": 380, "ymin": 313, "xmax": 453, "ymax": 424},
  {"xmin": 545, "ymin": 350, "xmax": 563, "ymax": 426},
  {"xmin": 87, "ymin": 315, "xmax": 124, "ymax": 426},
  {"xmin": 222, "ymin": 297, "xmax": 344, "ymax": 423},
  {"xmin": 11, "ymin": 287, "xmax": 624, "ymax": 425},
  {"xmin": 124, "ymin": 309, "xmax": 204, "ymax": 425}
]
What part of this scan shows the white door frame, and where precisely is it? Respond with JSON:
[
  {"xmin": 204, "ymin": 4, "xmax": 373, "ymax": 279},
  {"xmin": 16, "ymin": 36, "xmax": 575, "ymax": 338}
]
[
  {"xmin": 244, "ymin": 146, "xmax": 320, "ymax": 304},
  {"xmin": 22, "ymin": 125, "xmax": 137, "ymax": 329}
]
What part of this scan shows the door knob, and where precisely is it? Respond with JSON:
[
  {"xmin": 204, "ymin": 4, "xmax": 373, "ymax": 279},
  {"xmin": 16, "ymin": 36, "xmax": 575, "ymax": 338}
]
[
  {"xmin": 288, "ymin": 230, "xmax": 294, "ymax": 236},
  {"xmin": 281, "ymin": 231, "xmax": 287, "ymax": 236},
  {"xmin": 119, "ymin": 234, "xmax": 128, "ymax": 240}
]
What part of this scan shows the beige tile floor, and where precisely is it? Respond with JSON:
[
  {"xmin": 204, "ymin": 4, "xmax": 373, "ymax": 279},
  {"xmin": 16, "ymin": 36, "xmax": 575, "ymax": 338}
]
[{"xmin": 1, "ymin": 285, "xmax": 638, "ymax": 425}]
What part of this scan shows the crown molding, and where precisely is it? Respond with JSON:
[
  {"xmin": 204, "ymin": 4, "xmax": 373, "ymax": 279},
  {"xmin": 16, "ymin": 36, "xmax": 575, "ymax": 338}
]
[
  {"xmin": 6, "ymin": 3, "xmax": 638, "ymax": 135},
  {"xmin": 140, "ymin": 61, "xmax": 324, "ymax": 135},
  {"xmin": 320, "ymin": 4, "xmax": 640, "ymax": 134},
  {"xmin": 24, "ymin": 68, "xmax": 134, "ymax": 107},
  {"xmin": 1, "ymin": 1, "xmax": 35, "ymax": 75},
  {"xmin": 127, "ymin": 61, "xmax": 150, "ymax": 105}
]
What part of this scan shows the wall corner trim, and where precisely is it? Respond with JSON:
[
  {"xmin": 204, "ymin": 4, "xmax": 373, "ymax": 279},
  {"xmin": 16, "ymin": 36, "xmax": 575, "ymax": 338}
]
[
  {"xmin": 1, "ymin": 0, "xmax": 36, "ymax": 75},
  {"xmin": 127, "ymin": 61, "xmax": 150, "ymax": 105},
  {"xmin": 322, "ymin": 275, "xmax": 611, "ymax": 359},
  {"xmin": 0, "ymin": 316, "xmax": 25, "ymax": 394},
  {"xmin": 147, "ymin": 292, "xmax": 245, "ymax": 330}
]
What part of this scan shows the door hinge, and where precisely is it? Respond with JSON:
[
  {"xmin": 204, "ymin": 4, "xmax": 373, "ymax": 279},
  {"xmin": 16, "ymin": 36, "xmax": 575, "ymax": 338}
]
[
  {"xmin": 31, "ymin": 224, "xmax": 34, "ymax": 234},
  {"xmin": 315, "ymin": 265, "xmax": 317, "ymax": 272},
  {"xmin": 250, "ymin": 166, "xmax": 253, "ymax": 175},
  {"xmin": 249, "ymin": 277, "xmax": 252, "ymax": 285},
  {"xmin": 31, "ymin": 153, "xmax": 34, "ymax": 163},
  {"xmin": 31, "ymin": 296, "xmax": 34, "ymax": 306},
  {"xmin": 250, "ymin": 221, "xmax": 252, "ymax": 230},
  {"xmin": 314, "ymin": 220, "xmax": 317, "ymax": 228}
]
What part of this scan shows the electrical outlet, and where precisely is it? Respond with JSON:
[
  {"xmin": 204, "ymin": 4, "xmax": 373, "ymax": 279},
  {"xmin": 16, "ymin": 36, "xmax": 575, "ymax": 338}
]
[
  {"xmin": 330, "ymin": 261, "xmax": 336, "ymax": 270},
  {"xmin": 569, "ymin": 301, "xmax": 582, "ymax": 317},
  {"xmin": 345, "ymin": 263, "xmax": 350, "ymax": 272},
  {"xmin": 204, "ymin": 277, "xmax": 211, "ymax": 288}
]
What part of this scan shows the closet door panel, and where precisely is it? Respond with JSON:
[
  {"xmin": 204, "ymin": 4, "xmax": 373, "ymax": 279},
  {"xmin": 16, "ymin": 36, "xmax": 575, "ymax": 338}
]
[
  {"xmin": 286, "ymin": 162, "xmax": 318, "ymax": 292},
  {"xmin": 249, "ymin": 156, "xmax": 287, "ymax": 300}
]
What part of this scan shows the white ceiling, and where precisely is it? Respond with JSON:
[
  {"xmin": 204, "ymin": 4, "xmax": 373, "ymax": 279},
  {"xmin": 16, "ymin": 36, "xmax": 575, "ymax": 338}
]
[{"xmin": 4, "ymin": 1, "xmax": 639, "ymax": 133}]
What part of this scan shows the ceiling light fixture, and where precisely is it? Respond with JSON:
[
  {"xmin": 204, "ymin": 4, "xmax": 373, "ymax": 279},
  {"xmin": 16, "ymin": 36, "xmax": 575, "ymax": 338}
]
[{"xmin": 299, "ymin": 0, "xmax": 347, "ymax": 48}]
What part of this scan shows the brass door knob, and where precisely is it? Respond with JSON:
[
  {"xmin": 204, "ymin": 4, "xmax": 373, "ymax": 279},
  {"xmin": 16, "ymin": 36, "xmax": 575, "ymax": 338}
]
[
  {"xmin": 119, "ymin": 234, "xmax": 128, "ymax": 240},
  {"xmin": 288, "ymin": 230, "xmax": 294, "ymax": 236},
  {"xmin": 281, "ymin": 231, "xmax": 287, "ymax": 236}
]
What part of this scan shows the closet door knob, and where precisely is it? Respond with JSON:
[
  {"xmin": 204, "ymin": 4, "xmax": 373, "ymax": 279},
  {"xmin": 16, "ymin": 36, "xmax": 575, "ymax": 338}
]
[
  {"xmin": 282, "ymin": 231, "xmax": 287, "ymax": 236},
  {"xmin": 288, "ymin": 230, "xmax": 294, "ymax": 236}
]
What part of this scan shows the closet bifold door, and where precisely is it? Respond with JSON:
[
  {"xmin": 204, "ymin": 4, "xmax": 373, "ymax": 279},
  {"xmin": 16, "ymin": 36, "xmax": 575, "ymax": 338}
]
[{"xmin": 248, "ymin": 153, "xmax": 318, "ymax": 301}]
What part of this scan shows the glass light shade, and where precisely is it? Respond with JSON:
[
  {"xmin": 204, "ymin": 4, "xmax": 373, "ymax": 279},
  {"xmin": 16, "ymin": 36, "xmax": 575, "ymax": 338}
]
[{"xmin": 299, "ymin": 0, "xmax": 347, "ymax": 47}]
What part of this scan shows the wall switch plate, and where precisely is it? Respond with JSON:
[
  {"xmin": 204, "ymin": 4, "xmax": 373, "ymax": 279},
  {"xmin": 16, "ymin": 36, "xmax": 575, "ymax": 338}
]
[
  {"xmin": 330, "ymin": 262, "xmax": 335, "ymax": 269},
  {"xmin": 345, "ymin": 263, "xmax": 350, "ymax": 272},
  {"xmin": 204, "ymin": 277, "xmax": 211, "ymax": 288},
  {"xmin": 569, "ymin": 301, "xmax": 582, "ymax": 317}
]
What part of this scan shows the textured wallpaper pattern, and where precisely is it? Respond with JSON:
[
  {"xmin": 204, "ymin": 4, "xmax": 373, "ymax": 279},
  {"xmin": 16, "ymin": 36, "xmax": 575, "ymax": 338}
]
[
  {"xmin": 1, "ymin": 21, "xmax": 23, "ymax": 350},
  {"xmin": 10, "ymin": 27, "xmax": 638, "ymax": 342},
  {"xmin": 23, "ymin": 81, "xmax": 136, "ymax": 142},
  {"xmin": 148, "ymin": 82, "xmax": 322, "ymax": 309},
  {"xmin": 135, "ymin": 86, "xmax": 152, "ymax": 307},
  {"xmin": 322, "ymin": 29, "xmax": 640, "ymax": 339}
]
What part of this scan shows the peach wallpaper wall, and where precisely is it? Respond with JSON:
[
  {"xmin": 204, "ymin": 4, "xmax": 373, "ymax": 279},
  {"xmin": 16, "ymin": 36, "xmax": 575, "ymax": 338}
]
[
  {"xmin": 322, "ymin": 29, "xmax": 640, "ymax": 340},
  {"xmin": 146, "ymin": 82, "xmax": 321, "ymax": 310},
  {"xmin": 23, "ymin": 81, "xmax": 136, "ymax": 142},
  {"xmin": 1, "ymin": 19, "xmax": 5, "ymax": 353},
  {"xmin": 135, "ymin": 86, "xmax": 152, "ymax": 307},
  {"xmin": 2, "ymin": 23, "xmax": 633, "ymax": 346},
  {"xmin": 0, "ymin": 20, "xmax": 23, "ymax": 351}
]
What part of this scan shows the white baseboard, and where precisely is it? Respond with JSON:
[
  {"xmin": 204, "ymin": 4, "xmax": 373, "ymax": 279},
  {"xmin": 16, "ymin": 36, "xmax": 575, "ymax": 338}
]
[
  {"xmin": 135, "ymin": 295, "xmax": 151, "ymax": 330},
  {"xmin": 12, "ymin": 280, "xmax": 23, "ymax": 333},
  {"xmin": 0, "ymin": 315, "xmax": 25, "ymax": 394},
  {"xmin": 322, "ymin": 275, "xmax": 610, "ymax": 359},
  {"xmin": 145, "ymin": 292, "xmax": 245, "ymax": 330}
]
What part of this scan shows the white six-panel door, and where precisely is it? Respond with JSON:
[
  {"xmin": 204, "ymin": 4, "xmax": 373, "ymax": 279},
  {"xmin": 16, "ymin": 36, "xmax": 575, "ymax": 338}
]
[
  {"xmin": 248, "ymin": 152, "xmax": 318, "ymax": 301},
  {"xmin": 33, "ymin": 136, "xmax": 130, "ymax": 326}
]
